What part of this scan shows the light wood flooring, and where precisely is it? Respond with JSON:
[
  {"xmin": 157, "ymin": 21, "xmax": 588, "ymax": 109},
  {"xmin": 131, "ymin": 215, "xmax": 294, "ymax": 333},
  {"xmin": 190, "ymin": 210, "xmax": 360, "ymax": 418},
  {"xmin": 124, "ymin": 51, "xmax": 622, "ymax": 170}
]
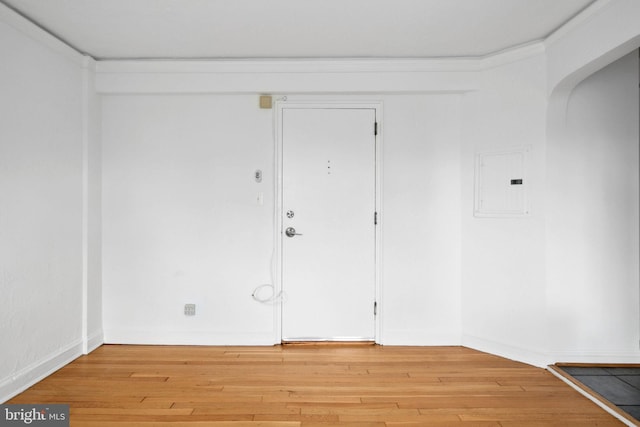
[{"xmin": 8, "ymin": 344, "xmax": 624, "ymax": 426}]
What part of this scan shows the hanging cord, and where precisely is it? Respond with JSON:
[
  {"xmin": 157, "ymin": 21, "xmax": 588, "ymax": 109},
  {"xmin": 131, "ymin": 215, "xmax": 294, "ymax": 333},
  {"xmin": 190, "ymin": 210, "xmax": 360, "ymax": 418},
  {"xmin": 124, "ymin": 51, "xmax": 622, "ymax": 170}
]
[
  {"xmin": 251, "ymin": 95, "xmax": 288, "ymax": 306},
  {"xmin": 252, "ymin": 284, "xmax": 285, "ymax": 304},
  {"xmin": 251, "ymin": 249, "xmax": 283, "ymax": 304}
]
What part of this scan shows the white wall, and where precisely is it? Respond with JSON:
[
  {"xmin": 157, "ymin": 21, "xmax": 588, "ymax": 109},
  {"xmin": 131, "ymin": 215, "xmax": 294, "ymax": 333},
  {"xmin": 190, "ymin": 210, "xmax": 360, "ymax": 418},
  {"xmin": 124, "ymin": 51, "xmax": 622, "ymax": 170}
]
[
  {"xmin": 102, "ymin": 94, "xmax": 276, "ymax": 344},
  {"xmin": 460, "ymin": 53, "xmax": 549, "ymax": 366},
  {"xmin": 0, "ymin": 11, "xmax": 92, "ymax": 401},
  {"xmin": 381, "ymin": 95, "xmax": 461, "ymax": 344},
  {"xmin": 546, "ymin": 51, "xmax": 640, "ymax": 362},
  {"xmin": 460, "ymin": 41, "xmax": 640, "ymax": 368},
  {"xmin": 101, "ymin": 93, "xmax": 463, "ymax": 345},
  {"xmin": 83, "ymin": 58, "xmax": 103, "ymax": 352}
]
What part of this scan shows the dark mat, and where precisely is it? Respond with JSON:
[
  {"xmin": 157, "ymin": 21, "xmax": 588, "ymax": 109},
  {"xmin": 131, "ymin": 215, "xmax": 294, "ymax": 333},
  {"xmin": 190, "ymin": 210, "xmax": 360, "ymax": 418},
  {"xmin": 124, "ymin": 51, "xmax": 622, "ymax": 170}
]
[{"xmin": 559, "ymin": 366, "xmax": 640, "ymax": 421}]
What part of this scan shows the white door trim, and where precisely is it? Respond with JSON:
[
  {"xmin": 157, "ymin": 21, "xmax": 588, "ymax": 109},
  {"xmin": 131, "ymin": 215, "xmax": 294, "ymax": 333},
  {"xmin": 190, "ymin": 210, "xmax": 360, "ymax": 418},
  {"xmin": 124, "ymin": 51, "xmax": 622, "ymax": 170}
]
[{"xmin": 274, "ymin": 100, "xmax": 384, "ymax": 344}]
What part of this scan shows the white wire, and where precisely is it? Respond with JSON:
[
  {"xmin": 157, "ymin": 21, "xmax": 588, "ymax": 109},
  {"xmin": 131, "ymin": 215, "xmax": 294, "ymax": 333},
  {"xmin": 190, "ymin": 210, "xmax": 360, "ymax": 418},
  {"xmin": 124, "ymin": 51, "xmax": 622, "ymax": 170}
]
[
  {"xmin": 251, "ymin": 284, "xmax": 284, "ymax": 304},
  {"xmin": 251, "ymin": 95, "xmax": 288, "ymax": 306}
]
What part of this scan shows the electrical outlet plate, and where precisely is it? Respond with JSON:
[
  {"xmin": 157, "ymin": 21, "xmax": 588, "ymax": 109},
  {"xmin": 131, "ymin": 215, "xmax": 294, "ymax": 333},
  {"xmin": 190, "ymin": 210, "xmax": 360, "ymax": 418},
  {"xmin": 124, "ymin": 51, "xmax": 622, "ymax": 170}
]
[{"xmin": 184, "ymin": 303, "xmax": 196, "ymax": 316}]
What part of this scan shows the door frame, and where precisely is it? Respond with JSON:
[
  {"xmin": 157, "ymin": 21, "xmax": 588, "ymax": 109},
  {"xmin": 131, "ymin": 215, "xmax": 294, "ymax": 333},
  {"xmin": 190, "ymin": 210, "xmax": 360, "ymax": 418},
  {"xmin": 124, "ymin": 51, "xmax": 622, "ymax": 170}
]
[{"xmin": 274, "ymin": 100, "xmax": 384, "ymax": 344}]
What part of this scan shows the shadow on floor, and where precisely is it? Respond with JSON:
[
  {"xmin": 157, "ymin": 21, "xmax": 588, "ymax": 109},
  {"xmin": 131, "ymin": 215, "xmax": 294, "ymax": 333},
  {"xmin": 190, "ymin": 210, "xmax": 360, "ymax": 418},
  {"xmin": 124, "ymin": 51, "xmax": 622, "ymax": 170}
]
[{"xmin": 558, "ymin": 366, "xmax": 640, "ymax": 421}]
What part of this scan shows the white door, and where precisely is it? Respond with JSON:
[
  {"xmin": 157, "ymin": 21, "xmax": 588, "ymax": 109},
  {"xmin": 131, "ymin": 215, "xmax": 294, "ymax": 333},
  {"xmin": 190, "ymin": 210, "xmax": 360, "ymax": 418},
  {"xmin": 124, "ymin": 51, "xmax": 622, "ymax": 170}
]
[{"xmin": 281, "ymin": 107, "xmax": 377, "ymax": 341}]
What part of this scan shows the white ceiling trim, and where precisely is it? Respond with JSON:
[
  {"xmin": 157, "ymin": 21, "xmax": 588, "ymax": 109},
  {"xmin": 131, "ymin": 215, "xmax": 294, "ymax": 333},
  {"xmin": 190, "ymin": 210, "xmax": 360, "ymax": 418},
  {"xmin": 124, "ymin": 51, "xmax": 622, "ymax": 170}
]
[
  {"xmin": 95, "ymin": 42, "xmax": 547, "ymax": 75},
  {"xmin": 96, "ymin": 57, "xmax": 480, "ymax": 74},
  {"xmin": 0, "ymin": 1, "xmax": 84, "ymax": 65},
  {"xmin": 545, "ymin": 0, "xmax": 612, "ymax": 48},
  {"xmin": 92, "ymin": 43, "xmax": 556, "ymax": 95}
]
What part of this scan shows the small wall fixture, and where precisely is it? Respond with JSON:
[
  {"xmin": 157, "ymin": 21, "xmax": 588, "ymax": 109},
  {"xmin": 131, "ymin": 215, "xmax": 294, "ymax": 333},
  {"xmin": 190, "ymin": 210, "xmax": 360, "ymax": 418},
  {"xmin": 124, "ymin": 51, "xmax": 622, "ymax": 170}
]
[
  {"xmin": 259, "ymin": 95, "xmax": 273, "ymax": 109},
  {"xmin": 474, "ymin": 147, "xmax": 530, "ymax": 217}
]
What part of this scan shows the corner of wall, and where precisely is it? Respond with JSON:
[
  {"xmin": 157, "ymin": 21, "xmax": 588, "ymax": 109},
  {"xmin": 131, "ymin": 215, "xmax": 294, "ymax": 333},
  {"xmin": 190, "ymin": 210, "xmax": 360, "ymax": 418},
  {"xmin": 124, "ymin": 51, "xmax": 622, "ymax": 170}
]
[
  {"xmin": 0, "ymin": 1, "xmax": 96, "ymax": 402},
  {"xmin": 463, "ymin": 334, "xmax": 551, "ymax": 368},
  {"xmin": 82, "ymin": 53, "xmax": 103, "ymax": 355},
  {"xmin": 0, "ymin": 341, "xmax": 84, "ymax": 403},
  {"xmin": 85, "ymin": 330, "xmax": 104, "ymax": 355},
  {"xmin": 0, "ymin": 1, "xmax": 84, "ymax": 66}
]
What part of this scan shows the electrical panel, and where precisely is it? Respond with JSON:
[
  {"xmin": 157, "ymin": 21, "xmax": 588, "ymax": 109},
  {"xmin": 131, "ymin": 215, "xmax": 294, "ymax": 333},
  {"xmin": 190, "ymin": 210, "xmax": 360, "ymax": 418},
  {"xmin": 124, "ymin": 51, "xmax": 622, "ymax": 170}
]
[{"xmin": 474, "ymin": 147, "xmax": 529, "ymax": 217}]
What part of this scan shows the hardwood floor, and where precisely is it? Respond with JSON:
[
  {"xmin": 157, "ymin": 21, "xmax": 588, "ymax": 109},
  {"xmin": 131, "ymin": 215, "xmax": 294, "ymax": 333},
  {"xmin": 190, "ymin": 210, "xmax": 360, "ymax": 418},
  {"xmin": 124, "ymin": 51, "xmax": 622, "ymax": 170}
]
[{"xmin": 8, "ymin": 344, "xmax": 624, "ymax": 426}]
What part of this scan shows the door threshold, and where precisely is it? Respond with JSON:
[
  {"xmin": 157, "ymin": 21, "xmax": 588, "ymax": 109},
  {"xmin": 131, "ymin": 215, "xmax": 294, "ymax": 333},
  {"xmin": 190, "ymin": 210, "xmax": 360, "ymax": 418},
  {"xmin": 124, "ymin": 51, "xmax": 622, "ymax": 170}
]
[{"xmin": 281, "ymin": 341, "xmax": 376, "ymax": 347}]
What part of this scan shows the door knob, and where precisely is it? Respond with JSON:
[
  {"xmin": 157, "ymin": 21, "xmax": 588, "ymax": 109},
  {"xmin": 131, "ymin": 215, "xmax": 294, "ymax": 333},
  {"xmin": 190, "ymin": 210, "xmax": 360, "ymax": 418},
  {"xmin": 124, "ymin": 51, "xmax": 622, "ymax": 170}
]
[{"xmin": 285, "ymin": 227, "xmax": 303, "ymax": 237}]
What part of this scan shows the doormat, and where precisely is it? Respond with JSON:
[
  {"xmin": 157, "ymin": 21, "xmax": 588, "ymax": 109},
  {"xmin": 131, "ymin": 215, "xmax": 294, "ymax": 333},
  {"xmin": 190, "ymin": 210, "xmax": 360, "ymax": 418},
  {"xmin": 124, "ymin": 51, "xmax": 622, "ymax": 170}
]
[{"xmin": 553, "ymin": 364, "xmax": 640, "ymax": 424}]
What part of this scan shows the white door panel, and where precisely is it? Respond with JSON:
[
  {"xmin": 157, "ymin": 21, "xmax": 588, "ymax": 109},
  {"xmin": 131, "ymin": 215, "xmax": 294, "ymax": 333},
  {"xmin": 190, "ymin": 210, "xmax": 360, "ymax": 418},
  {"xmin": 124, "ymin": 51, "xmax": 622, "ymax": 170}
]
[{"xmin": 281, "ymin": 108, "xmax": 376, "ymax": 341}]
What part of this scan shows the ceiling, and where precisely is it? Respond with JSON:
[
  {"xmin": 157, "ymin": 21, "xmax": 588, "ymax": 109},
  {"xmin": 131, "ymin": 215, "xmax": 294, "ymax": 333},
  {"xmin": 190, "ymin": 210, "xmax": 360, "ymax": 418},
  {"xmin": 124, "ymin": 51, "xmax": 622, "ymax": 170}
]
[{"xmin": 1, "ymin": 0, "xmax": 596, "ymax": 60}]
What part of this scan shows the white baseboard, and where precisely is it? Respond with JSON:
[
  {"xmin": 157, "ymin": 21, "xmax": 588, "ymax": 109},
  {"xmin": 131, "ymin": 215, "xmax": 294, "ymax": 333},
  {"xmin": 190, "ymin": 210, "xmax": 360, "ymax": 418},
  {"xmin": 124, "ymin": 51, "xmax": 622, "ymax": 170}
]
[
  {"xmin": 0, "ymin": 339, "xmax": 83, "ymax": 403},
  {"xmin": 549, "ymin": 350, "xmax": 640, "ymax": 365},
  {"xmin": 462, "ymin": 334, "xmax": 551, "ymax": 368},
  {"xmin": 84, "ymin": 329, "xmax": 104, "ymax": 354},
  {"xmin": 380, "ymin": 330, "xmax": 462, "ymax": 346},
  {"xmin": 103, "ymin": 330, "xmax": 278, "ymax": 346},
  {"xmin": 105, "ymin": 329, "xmax": 464, "ymax": 347}
]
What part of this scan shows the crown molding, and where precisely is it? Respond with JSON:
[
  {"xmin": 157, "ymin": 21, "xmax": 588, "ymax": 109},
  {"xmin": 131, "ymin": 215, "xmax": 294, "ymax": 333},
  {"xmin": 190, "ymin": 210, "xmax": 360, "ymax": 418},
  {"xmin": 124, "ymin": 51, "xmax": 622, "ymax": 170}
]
[
  {"xmin": 96, "ymin": 57, "xmax": 479, "ymax": 74},
  {"xmin": 94, "ymin": 43, "xmax": 550, "ymax": 94},
  {"xmin": 479, "ymin": 41, "xmax": 546, "ymax": 69},
  {"xmin": 0, "ymin": 1, "xmax": 84, "ymax": 65},
  {"xmin": 95, "ymin": 42, "xmax": 546, "ymax": 75},
  {"xmin": 545, "ymin": 0, "xmax": 614, "ymax": 49}
]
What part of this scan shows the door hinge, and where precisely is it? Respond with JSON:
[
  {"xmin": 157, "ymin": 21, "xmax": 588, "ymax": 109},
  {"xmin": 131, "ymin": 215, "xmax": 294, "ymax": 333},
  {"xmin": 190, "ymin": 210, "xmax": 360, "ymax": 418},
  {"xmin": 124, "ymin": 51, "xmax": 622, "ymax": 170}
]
[
  {"xmin": 374, "ymin": 122, "xmax": 378, "ymax": 136},
  {"xmin": 374, "ymin": 301, "xmax": 378, "ymax": 316},
  {"xmin": 374, "ymin": 211, "xmax": 378, "ymax": 225}
]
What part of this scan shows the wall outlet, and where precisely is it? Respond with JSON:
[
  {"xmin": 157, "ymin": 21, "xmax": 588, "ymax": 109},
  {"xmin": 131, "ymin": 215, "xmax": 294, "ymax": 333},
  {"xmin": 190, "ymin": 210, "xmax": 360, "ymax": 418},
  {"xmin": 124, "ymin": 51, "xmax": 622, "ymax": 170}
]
[{"xmin": 184, "ymin": 303, "xmax": 196, "ymax": 316}]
